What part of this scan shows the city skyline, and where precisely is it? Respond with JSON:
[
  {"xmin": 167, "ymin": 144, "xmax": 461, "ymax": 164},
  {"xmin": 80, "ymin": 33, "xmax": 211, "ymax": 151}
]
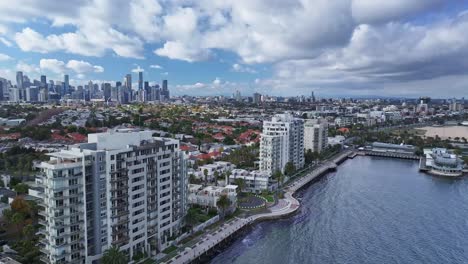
[{"xmin": 0, "ymin": 1, "xmax": 468, "ymax": 97}]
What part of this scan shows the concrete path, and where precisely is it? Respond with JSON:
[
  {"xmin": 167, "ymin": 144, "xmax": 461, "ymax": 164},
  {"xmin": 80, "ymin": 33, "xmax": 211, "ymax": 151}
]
[{"xmin": 162, "ymin": 151, "xmax": 352, "ymax": 264}]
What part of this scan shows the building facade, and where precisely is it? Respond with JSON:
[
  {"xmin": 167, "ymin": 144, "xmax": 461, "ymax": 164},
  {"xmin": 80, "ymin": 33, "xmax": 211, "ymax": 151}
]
[
  {"xmin": 304, "ymin": 119, "xmax": 328, "ymax": 153},
  {"xmin": 259, "ymin": 113, "xmax": 304, "ymax": 175},
  {"xmin": 34, "ymin": 130, "xmax": 188, "ymax": 263}
]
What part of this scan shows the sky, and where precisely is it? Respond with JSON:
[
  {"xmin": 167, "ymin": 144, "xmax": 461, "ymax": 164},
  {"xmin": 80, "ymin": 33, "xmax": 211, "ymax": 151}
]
[{"xmin": 0, "ymin": 0, "xmax": 468, "ymax": 98}]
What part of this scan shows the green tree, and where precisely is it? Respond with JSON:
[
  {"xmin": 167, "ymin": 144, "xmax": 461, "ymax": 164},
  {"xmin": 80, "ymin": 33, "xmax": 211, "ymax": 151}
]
[
  {"xmin": 284, "ymin": 162, "xmax": 296, "ymax": 176},
  {"xmin": 13, "ymin": 183, "xmax": 29, "ymax": 194},
  {"xmin": 101, "ymin": 246, "xmax": 127, "ymax": 264},
  {"xmin": 12, "ymin": 212, "xmax": 25, "ymax": 235},
  {"xmin": 273, "ymin": 170, "xmax": 284, "ymax": 187},
  {"xmin": 234, "ymin": 178, "xmax": 246, "ymax": 194},
  {"xmin": 185, "ymin": 208, "xmax": 198, "ymax": 233},
  {"xmin": 216, "ymin": 194, "xmax": 231, "ymax": 220},
  {"xmin": 22, "ymin": 224, "xmax": 35, "ymax": 240},
  {"xmin": 203, "ymin": 169, "xmax": 209, "ymax": 186}
]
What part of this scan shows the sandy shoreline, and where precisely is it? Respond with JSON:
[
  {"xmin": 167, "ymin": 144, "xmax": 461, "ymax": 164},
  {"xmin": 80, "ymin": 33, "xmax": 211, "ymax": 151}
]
[{"xmin": 416, "ymin": 126, "xmax": 468, "ymax": 140}]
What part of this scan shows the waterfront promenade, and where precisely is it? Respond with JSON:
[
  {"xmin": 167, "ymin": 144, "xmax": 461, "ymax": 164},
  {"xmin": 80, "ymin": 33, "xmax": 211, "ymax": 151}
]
[{"xmin": 162, "ymin": 150, "xmax": 352, "ymax": 264}]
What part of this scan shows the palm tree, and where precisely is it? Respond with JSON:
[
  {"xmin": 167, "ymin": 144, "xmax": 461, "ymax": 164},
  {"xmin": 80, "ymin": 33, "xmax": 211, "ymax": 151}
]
[
  {"xmin": 185, "ymin": 209, "xmax": 198, "ymax": 233},
  {"xmin": 203, "ymin": 169, "xmax": 208, "ymax": 186},
  {"xmin": 234, "ymin": 178, "xmax": 245, "ymax": 194},
  {"xmin": 216, "ymin": 194, "xmax": 231, "ymax": 220},
  {"xmin": 101, "ymin": 246, "xmax": 127, "ymax": 264}
]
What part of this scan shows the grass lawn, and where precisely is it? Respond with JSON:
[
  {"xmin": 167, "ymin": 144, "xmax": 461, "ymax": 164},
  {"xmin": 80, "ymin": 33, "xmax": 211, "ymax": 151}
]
[
  {"xmin": 261, "ymin": 194, "xmax": 275, "ymax": 203},
  {"xmin": 162, "ymin": 245, "xmax": 178, "ymax": 254}
]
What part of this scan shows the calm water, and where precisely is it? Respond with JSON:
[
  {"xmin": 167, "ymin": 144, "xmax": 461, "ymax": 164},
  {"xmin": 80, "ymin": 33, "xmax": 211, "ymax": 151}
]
[{"xmin": 211, "ymin": 156, "xmax": 468, "ymax": 264}]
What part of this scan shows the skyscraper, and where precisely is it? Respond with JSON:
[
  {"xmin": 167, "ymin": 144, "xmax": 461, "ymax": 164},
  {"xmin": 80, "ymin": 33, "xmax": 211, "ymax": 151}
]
[
  {"xmin": 125, "ymin": 74, "xmax": 132, "ymax": 90},
  {"xmin": 40, "ymin": 75, "xmax": 47, "ymax": 88},
  {"xmin": 138, "ymin": 71, "xmax": 143, "ymax": 90},
  {"xmin": 259, "ymin": 113, "xmax": 304, "ymax": 175},
  {"xmin": 16, "ymin": 71, "xmax": 23, "ymax": 89},
  {"xmin": 253, "ymin": 93, "xmax": 262, "ymax": 104},
  {"xmin": 63, "ymin": 74, "xmax": 70, "ymax": 95},
  {"xmin": 33, "ymin": 130, "xmax": 188, "ymax": 263},
  {"xmin": 161, "ymin": 80, "xmax": 170, "ymax": 101}
]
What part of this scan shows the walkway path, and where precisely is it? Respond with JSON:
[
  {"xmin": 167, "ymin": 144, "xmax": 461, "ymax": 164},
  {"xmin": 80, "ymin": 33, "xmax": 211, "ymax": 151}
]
[{"xmin": 162, "ymin": 151, "xmax": 352, "ymax": 264}]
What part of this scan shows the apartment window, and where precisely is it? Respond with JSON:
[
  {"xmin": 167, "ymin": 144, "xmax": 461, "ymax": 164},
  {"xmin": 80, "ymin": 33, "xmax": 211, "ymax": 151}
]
[
  {"xmin": 111, "ymin": 155, "xmax": 115, "ymax": 160},
  {"xmin": 133, "ymin": 201, "xmax": 144, "ymax": 208}
]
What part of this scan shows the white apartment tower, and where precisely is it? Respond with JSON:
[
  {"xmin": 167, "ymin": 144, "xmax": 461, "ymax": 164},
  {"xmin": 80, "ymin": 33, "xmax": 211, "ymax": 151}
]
[
  {"xmin": 34, "ymin": 130, "xmax": 188, "ymax": 263},
  {"xmin": 304, "ymin": 119, "xmax": 328, "ymax": 153},
  {"xmin": 259, "ymin": 113, "xmax": 304, "ymax": 175}
]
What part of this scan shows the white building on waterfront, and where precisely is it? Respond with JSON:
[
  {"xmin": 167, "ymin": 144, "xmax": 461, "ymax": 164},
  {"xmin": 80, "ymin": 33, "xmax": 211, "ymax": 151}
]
[
  {"xmin": 188, "ymin": 184, "xmax": 237, "ymax": 211},
  {"xmin": 228, "ymin": 169, "xmax": 274, "ymax": 193},
  {"xmin": 424, "ymin": 148, "xmax": 465, "ymax": 177},
  {"xmin": 304, "ymin": 118, "xmax": 328, "ymax": 153},
  {"xmin": 194, "ymin": 161, "xmax": 236, "ymax": 181},
  {"xmin": 259, "ymin": 113, "xmax": 304, "ymax": 175},
  {"xmin": 33, "ymin": 130, "xmax": 188, "ymax": 263}
]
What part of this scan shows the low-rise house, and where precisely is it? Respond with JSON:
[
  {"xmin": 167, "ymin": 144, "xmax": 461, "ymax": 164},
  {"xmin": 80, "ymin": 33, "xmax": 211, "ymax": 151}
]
[
  {"xmin": 195, "ymin": 161, "xmax": 236, "ymax": 181},
  {"xmin": 188, "ymin": 184, "xmax": 237, "ymax": 212},
  {"xmin": 229, "ymin": 169, "xmax": 274, "ymax": 193}
]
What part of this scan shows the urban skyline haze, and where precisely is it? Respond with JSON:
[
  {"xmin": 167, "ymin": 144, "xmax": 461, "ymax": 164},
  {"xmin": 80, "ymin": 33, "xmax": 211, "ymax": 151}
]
[{"xmin": 0, "ymin": 1, "xmax": 468, "ymax": 97}]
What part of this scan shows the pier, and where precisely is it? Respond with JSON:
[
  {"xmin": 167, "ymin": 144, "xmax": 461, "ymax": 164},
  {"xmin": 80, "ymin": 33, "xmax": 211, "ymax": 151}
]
[{"xmin": 363, "ymin": 150, "xmax": 420, "ymax": 160}]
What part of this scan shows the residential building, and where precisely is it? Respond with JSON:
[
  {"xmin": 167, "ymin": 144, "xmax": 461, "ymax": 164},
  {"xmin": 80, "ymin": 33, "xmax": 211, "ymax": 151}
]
[
  {"xmin": 229, "ymin": 169, "xmax": 274, "ymax": 193},
  {"xmin": 188, "ymin": 184, "xmax": 237, "ymax": 211},
  {"xmin": 304, "ymin": 118, "xmax": 328, "ymax": 153},
  {"xmin": 33, "ymin": 130, "xmax": 188, "ymax": 263},
  {"xmin": 259, "ymin": 113, "xmax": 304, "ymax": 175},
  {"xmin": 195, "ymin": 161, "xmax": 236, "ymax": 181}
]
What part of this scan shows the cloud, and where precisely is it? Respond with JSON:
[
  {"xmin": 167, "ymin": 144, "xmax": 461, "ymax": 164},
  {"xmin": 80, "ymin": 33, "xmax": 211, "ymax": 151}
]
[
  {"xmin": 14, "ymin": 26, "xmax": 144, "ymax": 59},
  {"xmin": 129, "ymin": 0, "xmax": 162, "ymax": 42},
  {"xmin": 39, "ymin": 58, "xmax": 104, "ymax": 74},
  {"xmin": 40, "ymin": 59, "xmax": 66, "ymax": 74},
  {"xmin": 131, "ymin": 66, "xmax": 144, "ymax": 73},
  {"xmin": 16, "ymin": 61, "xmax": 40, "ymax": 74},
  {"xmin": 175, "ymin": 78, "xmax": 245, "ymax": 96},
  {"xmin": 0, "ymin": 53, "xmax": 12, "ymax": 61},
  {"xmin": 150, "ymin": 64, "xmax": 163, "ymax": 69},
  {"xmin": 0, "ymin": 37, "xmax": 12, "ymax": 47},
  {"xmin": 351, "ymin": 0, "xmax": 445, "ymax": 24},
  {"xmin": 155, "ymin": 41, "xmax": 211, "ymax": 62},
  {"xmin": 232, "ymin": 63, "xmax": 256, "ymax": 74},
  {"xmin": 2, "ymin": 0, "xmax": 467, "ymax": 96},
  {"xmin": 66, "ymin": 60, "xmax": 104, "ymax": 73}
]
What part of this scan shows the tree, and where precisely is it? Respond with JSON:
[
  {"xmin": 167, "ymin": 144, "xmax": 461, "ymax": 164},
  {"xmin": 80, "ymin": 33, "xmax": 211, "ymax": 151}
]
[
  {"xmin": 203, "ymin": 169, "xmax": 209, "ymax": 186},
  {"xmin": 216, "ymin": 194, "xmax": 231, "ymax": 220},
  {"xmin": 22, "ymin": 224, "xmax": 35, "ymax": 240},
  {"xmin": 273, "ymin": 170, "xmax": 284, "ymax": 187},
  {"xmin": 284, "ymin": 162, "xmax": 296, "ymax": 176},
  {"xmin": 234, "ymin": 178, "xmax": 245, "ymax": 194},
  {"xmin": 101, "ymin": 246, "xmax": 127, "ymax": 264},
  {"xmin": 13, "ymin": 183, "xmax": 29, "ymax": 194},
  {"xmin": 185, "ymin": 208, "xmax": 198, "ymax": 233},
  {"xmin": 12, "ymin": 212, "xmax": 25, "ymax": 235}
]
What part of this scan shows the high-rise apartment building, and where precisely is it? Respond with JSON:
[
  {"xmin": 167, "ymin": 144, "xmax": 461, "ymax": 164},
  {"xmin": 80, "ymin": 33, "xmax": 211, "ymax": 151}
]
[
  {"xmin": 304, "ymin": 118, "xmax": 328, "ymax": 153},
  {"xmin": 259, "ymin": 113, "xmax": 304, "ymax": 175},
  {"xmin": 161, "ymin": 80, "xmax": 169, "ymax": 101},
  {"xmin": 64, "ymin": 75, "xmax": 70, "ymax": 95},
  {"xmin": 34, "ymin": 130, "xmax": 188, "ymax": 263},
  {"xmin": 138, "ymin": 72, "xmax": 143, "ymax": 90},
  {"xmin": 16, "ymin": 71, "xmax": 23, "ymax": 89},
  {"xmin": 41, "ymin": 75, "xmax": 47, "ymax": 88}
]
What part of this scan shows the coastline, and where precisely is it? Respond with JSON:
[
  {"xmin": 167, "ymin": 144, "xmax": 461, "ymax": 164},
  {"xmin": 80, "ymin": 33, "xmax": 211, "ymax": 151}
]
[{"xmin": 162, "ymin": 151, "xmax": 352, "ymax": 264}]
